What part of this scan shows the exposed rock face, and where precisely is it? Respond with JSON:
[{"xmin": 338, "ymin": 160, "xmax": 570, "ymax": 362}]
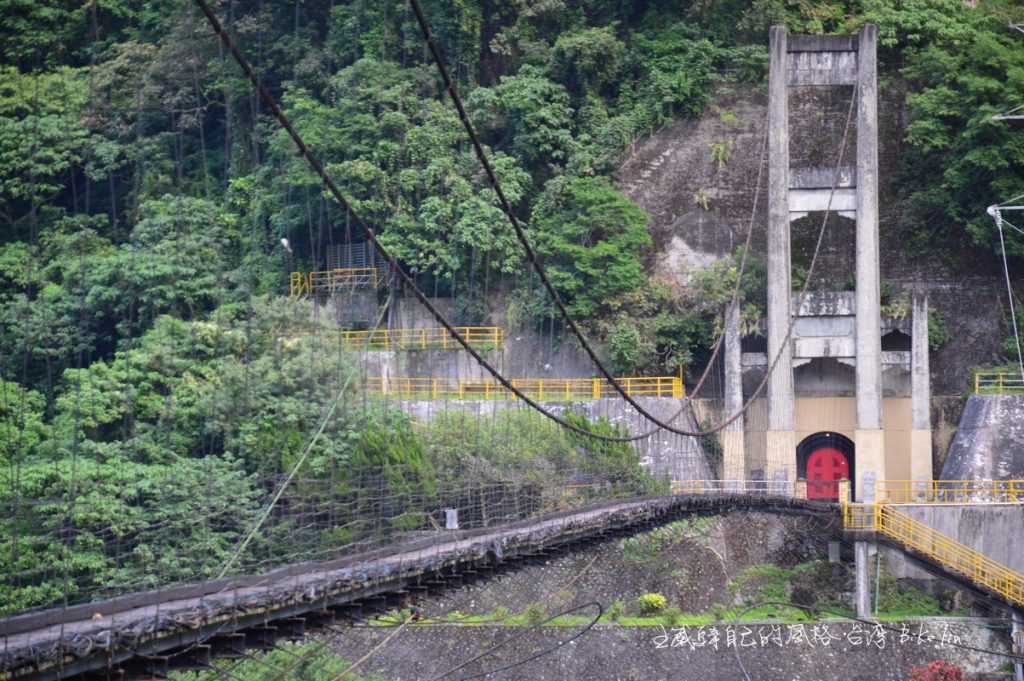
[
  {"xmin": 615, "ymin": 85, "xmax": 1006, "ymax": 398},
  {"xmin": 617, "ymin": 91, "xmax": 768, "ymax": 288},
  {"xmin": 941, "ymin": 395, "xmax": 1024, "ymax": 480}
]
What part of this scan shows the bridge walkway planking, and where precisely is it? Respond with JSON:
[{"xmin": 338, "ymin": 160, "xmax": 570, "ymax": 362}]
[{"xmin": 0, "ymin": 494, "xmax": 834, "ymax": 681}]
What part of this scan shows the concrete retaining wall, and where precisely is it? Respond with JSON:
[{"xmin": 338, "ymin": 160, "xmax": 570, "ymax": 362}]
[
  {"xmin": 884, "ymin": 503, "xmax": 1024, "ymax": 582},
  {"xmin": 330, "ymin": 619, "xmax": 1010, "ymax": 680}
]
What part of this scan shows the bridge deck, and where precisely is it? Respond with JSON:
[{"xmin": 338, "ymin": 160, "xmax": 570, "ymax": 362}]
[{"xmin": 0, "ymin": 494, "xmax": 834, "ymax": 681}]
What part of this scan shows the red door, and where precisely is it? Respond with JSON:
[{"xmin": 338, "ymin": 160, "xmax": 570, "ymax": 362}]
[{"xmin": 806, "ymin": 447, "xmax": 849, "ymax": 500}]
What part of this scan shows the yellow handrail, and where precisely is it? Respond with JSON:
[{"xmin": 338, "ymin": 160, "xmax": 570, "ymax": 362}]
[
  {"xmin": 974, "ymin": 371, "xmax": 1024, "ymax": 395},
  {"xmin": 843, "ymin": 503, "xmax": 1024, "ymax": 606},
  {"xmin": 365, "ymin": 376, "xmax": 684, "ymax": 401},
  {"xmin": 876, "ymin": 479, "xmax": 1024, "ymax": 504},
  {"xmin": 289, "ymin": 268, "xmax": 382, "ymax": 296},
  {"xmin": 341, "ymin": 327, "xmax": 503, "ymax": 351}
]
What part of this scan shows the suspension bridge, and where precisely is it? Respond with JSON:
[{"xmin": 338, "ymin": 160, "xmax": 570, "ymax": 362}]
[
  {"xmin": 3, "ymin": 1, "xmax": 1024, "ymax": 680},
  {"xmin": 2, "ymin": 483, "xmax": 1023, "ymax": 681}
]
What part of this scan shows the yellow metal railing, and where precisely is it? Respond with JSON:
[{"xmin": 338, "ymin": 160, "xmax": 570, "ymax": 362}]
[
  {"xmin": 843, "ymin": 502, "xmax": 1024, "ymax": 606},
  {"xmin": 876, "ymin": 479, "xmax": 1024, "ymax": 504},
  {"xmin": 974, "ymin": 371, "xmax": 1024, "ymax": 395},
  {"xmin": 342, "ymin": 327, "xmax": 503, "ymax": 351},
  {"xmin": 290, "ymin": 268, "xmax": 382, "ymax": 296},
  {"xmin": 366, "ymin": 376, "xmax": 684, "ymax": 401}
]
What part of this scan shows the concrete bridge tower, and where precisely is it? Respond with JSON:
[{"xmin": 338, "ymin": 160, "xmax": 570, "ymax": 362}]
[{"xmin": 722, "ymin": 25, "xmax": 933, "ymax": 502}]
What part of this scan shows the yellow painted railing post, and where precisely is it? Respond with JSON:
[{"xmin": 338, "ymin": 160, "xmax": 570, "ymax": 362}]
[
  {"xmin": 975, "ymin": 373, "xmax": 981, "ymax": 394},
  {"xmin": 593, "ymin": 378, "xmax": 601, "ymax": 400},
  {"xmin": 838, "ymin": 479, "xmax": 850, "ymax": 504},
  {"xmin": 794, "ymin": 480, "xmax": 807, "ymax": 500}
]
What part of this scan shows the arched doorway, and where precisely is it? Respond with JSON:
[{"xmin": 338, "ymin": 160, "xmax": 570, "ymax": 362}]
[{"xmin": 797, "ymin": 432, "xmax": 855, "ymax": 501}]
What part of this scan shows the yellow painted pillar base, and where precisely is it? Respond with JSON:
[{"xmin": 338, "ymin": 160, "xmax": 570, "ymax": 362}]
[
  {"xmin": 722, "ymin": 430, "xmax": 746, "ymax": 482},
  {"xmin": 910, "ymin": 429, "xmax": 933, "ymax": 483},
  {"xmin": 794, "ymin": 479, "xmax": 807, "ymax": 500},
  {"xmin": 765, "ymin": 430, "xmax": 796, "ymax": 489},
  {"xmin": 854, "ymin": 428, "xmax": 885, "ymax": 502}
]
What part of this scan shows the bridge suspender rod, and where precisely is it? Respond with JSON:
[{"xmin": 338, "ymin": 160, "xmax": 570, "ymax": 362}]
[
  {"xmin": 190, "ymin": 0, "xmax": 672, "ymax": 443},
  {"xmin": 407, "ymin": 0, "xmax": 859, "ymax": 441}
]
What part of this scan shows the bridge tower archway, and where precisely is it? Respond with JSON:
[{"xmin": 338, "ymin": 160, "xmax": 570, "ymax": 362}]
[{"xmin": 797, "ymin": 432, "xmax": 855, "ymax": 501}]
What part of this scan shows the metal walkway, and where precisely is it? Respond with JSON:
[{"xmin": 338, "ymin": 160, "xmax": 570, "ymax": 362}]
[{"xmin": 0, "ymin": 494, "xmax": 831, "ymax": 681}]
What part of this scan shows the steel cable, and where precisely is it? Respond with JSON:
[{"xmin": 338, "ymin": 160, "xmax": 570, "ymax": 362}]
[{"xmin": 409, "ymin": 0, "xmax": 860, "ymax": 440}]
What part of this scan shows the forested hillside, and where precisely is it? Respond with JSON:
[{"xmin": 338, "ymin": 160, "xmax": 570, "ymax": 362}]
[{"xmin": 1, "ymin": 0, "xmax": 1023, "ymax": 616}]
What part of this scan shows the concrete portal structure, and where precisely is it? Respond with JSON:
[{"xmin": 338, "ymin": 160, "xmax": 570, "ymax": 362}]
[{"xmin": 726, "ymin": 25, "xmax": 933, "ymax": 501}]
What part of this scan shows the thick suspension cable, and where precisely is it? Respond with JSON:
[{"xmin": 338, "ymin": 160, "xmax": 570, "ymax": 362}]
[
  {"xmin": 405, "ymin": 0, "xmax": 705, "ymax": 431},
  {"xmin": 408, "ymin": 0, "xmax": 859, "ymax": 440},
  {"xmin": 189, "ymin": 0, "xmax": 700, "ymax": 443},
  {"xmin": 196, "ymin": 0, "xmax": 854, "ymax": 442}
]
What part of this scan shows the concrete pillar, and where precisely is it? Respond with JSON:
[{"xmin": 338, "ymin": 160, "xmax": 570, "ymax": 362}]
[
  {"xmin": 1012, "ymin": 610, "xmax": 1023, "ymax": 681},
  {"xmin": 855, "ymin": 540, "xmax": 872, "ymax": 618},
  {"xmin": 910, "ymin": 294, "xmax": 933, "ymax": 487},
  {"xmin": 766, "ymin": 25, "xmax": 795, "ymax": 483},
  {"xmin": 722, "ymin": 301, "xmax": 746, "ymax": 484},
  {"xmin": 854, "ymin": 23, "xmax": 884, "ymax": 501}
]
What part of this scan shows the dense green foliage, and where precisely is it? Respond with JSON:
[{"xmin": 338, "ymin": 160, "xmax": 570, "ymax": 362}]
[{"xmin": 2, "ymin": 0, "xmax": 1023, "ymax": 619}]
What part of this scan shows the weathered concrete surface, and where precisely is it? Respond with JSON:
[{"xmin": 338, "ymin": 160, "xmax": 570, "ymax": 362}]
[
  {"xmin": 373, "ymin": 296, "xmax": 597, "ymax": 379},
  {"xmin": 911, "ymin": 295, "xmax": 933, "ymax": 480},
  {"xmin": 884, "ymin": 504, "xmax": 1024, "ymax": 583},
  {"xmin": 767, "ymin": 26, "xmax": 795, "ymax": 443},
  {"xmin": 723, "ymin": 301, "xmax": 745, "ymax": 479},
  {"xmin": 329, "ymin": 619, "xmax": 1010, "ymax": 680},
  {"xmin": 941, "ymin": 395, "xmax": 1024, "ymax": 480},
  {"xmin": 901, "ymin": 504, "xmax": 1024, "ymax": 573}
]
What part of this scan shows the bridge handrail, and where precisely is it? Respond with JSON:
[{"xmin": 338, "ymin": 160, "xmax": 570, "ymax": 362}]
[
  {"xmin": 974, "ymin": 371, "xmax": 1024, "ymax": 395},
  {"xmin": 671, "ymin": 479, "xmax": 795, "ymax": 496},
  {"xmin": 341, "ymin": 326, "xmax": 503, "ymax": 350},
  {"xmin": 289, "ymin": 267, "xmax": 382, "ymax": 296},
  {"xmin": 366, "ymin": 375, "xmax": 685, "ymax": 400},
  {"xmin": 876, "ymin": 479, "xmax": 1024, "ymax": 504},
  {"xmin": 843, "ymin": 502, "xmax": 1024, "ymax": 606}
]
